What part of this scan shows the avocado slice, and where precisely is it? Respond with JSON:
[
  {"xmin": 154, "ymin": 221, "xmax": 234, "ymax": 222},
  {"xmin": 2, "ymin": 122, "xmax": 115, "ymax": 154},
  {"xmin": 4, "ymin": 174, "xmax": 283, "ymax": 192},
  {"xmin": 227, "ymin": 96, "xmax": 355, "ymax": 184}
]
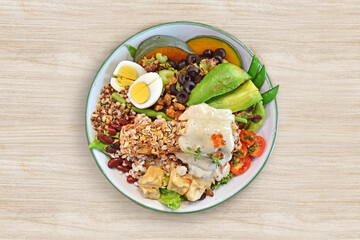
[
  {"xmin": 187, "ymin": 63, "xmax": 250, "ymax": 106},
  {"xmin": 207, "ymin": 80, "xmax": 262, "ymax": 113}
]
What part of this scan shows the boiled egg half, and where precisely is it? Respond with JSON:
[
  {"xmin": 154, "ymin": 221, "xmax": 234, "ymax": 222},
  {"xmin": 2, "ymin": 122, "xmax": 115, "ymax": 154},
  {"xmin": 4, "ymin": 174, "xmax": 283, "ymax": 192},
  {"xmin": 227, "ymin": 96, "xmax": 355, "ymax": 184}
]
[
  {"xmin": 110, "ymin": 60, "xmax": 146, "ymax": 92},
  {"xmin": 128, "ymin": 72, "xmax": 163, "ymax": 109}
]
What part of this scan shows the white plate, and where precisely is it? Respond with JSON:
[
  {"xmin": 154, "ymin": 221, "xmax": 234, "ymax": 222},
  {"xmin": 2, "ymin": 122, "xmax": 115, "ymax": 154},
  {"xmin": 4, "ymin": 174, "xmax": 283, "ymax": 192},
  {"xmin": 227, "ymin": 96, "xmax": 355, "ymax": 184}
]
[{"xmin": 85, "ymin": 21, "xmax": 278, "ymax": 213}]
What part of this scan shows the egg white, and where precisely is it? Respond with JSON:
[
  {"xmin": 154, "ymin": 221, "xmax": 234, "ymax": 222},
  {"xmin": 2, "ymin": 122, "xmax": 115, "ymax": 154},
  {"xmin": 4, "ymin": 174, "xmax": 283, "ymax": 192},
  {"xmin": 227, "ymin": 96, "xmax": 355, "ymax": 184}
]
[
  {"xmin": 112, "ymin": 60, "xmax": 146, "ymax": 77},
  {"xmin": 110, "ymin": 77, "xmax": 125, "ymax": 92},
  {"xmin": 128, "ymin": 72, "xmax": 163, "ymax": 109}
]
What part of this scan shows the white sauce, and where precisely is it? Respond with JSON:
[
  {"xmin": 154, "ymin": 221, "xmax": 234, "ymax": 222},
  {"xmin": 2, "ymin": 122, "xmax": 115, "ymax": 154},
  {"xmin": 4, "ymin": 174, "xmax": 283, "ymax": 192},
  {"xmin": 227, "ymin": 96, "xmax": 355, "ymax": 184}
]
[{"xmin": 175, "ymin": 103, "xmax": 234, "ymax": 181}]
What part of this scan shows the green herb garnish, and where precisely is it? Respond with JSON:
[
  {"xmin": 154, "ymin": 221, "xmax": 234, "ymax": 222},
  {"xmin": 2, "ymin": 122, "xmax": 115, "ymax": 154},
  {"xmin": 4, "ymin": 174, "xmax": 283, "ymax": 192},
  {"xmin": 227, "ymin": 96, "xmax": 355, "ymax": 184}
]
[
  {"xmin": 209, "ymin": 155, "xmax": 223, "ymax": 167},
  {"xmin": 185, "ymin": 147, "xmax": 202, "ymax": 161}
]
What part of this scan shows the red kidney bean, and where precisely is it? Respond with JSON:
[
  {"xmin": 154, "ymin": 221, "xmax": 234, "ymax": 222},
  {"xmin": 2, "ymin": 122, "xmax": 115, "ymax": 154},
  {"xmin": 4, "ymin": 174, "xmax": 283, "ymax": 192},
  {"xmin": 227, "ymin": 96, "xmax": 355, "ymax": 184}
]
[
  {"xmin": 107, "ymin": 127, "xmax": 117, "ymax": 136},
  {"xmin": 118, "ymin": 119, "xmax": 129, "ymax": 125},
  {"xmin": 108, "ymin": 158, "xmax": 123, "ymax": 168},
  {"xmin": 97, "ymin": 133, "xmax": 114, "ymax": 144},
  {"xmin": 110, "ymin": 124, "xmax": 122, "ymax": 132},
  {"xmin": 124, "ymin": 159, "xmax": 133, "ymax": 167},
  {"xmin": 127, "ymin": 175, "xmax": 137, "ymax": 183},
  {"xmin": 116, "ymin": 165, "xmax": 130, "ymax": 172}
]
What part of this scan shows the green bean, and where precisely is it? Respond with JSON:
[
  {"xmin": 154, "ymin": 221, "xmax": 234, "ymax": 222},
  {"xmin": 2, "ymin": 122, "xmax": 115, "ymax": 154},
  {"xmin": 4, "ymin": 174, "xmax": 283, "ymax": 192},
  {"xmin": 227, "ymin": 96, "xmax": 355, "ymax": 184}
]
[
  {"xmin": 131, "ymin": 106, "xmax": 174, "ymax": 121},
  {"xmin": 234, "ymin": 116, "xmax": 248, "ymax": 123},
  {"xmin": 262, "ymin": 85, "xmax": 279, "ymax": 105},
  {"xmin": 248, "ymin": 55, "xmax": 259, "ymax": 79},
  {"xmin": 111, "ymin": 93, "xmax": 174, "ymax": 121},
  {"xmin": 252, "ymin": 65, "xmax": 266, "ymax": 89},
  {"xmin": 111, "ymin": 93, "xmax": 126, "ymax": 104}
]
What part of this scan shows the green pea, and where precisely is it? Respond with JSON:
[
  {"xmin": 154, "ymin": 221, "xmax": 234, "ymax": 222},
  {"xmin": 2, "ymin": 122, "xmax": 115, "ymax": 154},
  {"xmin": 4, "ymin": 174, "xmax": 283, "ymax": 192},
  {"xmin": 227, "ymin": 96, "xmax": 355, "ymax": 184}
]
[{"xmin": 262, "ymin": 85, "xmax": 279, "ymax": 105}]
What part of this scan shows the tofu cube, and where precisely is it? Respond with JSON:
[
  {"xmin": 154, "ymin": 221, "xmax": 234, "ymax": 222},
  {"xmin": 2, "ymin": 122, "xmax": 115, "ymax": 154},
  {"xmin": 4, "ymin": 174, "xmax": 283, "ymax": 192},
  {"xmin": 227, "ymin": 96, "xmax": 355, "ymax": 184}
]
[
  {"xmin": 167, "ymin": 169, "xmax": 191, "ymax": 195},
  {"xmin": 138, "ymin": 165, "xmax": 165, "ymax": 200},
  {"xmin": 139, "ymin": 186, "xmax": 160, "ymax": 200},
  {"xmin": 185, "ymin": 176, "xmax": 211, "ymax": 202}
]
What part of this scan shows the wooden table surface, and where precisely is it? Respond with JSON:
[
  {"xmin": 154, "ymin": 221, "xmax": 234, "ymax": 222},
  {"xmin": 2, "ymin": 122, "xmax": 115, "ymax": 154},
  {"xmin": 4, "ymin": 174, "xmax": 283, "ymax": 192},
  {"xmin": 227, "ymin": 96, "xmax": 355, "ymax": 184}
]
[{"xmin": 1, "ymin": 1, "xmax": 360, "ymax": 239}]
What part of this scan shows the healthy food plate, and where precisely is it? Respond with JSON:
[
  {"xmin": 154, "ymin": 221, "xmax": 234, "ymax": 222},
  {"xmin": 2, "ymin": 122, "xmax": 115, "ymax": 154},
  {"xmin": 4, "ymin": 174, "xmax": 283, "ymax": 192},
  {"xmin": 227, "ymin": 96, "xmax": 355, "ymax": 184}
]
[{"xmin": 85, "ymin": 21, "xmax": 278, "ymax": 213}]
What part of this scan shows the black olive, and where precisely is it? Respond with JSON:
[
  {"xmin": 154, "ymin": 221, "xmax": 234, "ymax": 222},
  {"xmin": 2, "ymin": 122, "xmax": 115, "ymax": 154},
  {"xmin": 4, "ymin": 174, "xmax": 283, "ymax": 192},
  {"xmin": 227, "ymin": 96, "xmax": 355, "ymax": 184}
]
[
  {"xmin": 214, "ymin": 55, "xmax": 223, "ymax": 64},
  {"xmin": 176, "ymin": 91, "xmax": 189, "ymax": 104},
  {"xmin": 178, "ymin": 74, "xmax": 191, "ymax": 85},
  {"xmin": 177, "ymin": 60, "xmax": 187, "ymax": 70},
  {"xmin": 193, "ymin": 75, "xmax": 202, "ymax": 84},
  {"xmin": 202, "ymin": 49, "xmax": 213, "ymax": 58},
  {"xmin": 169, "ymin": 60, "xmax": 177, "ymax": 69},
  {"xmin": 186, "ymin": 53, "xmax": 200, "ymax": 65},
  {"xmin": 184, "ymin": 81, "xmax": 196, "ymax": 93},
  {"xmin": 169, "ymin": 83, "xmax": 178, "ymax": 95},
  {"xmin": 186, "ymin": 66, "xmax": 200, "ymax": 78},
  {"xmin": 214, "ymin": 48, "xmax": 226, "ymax": 58}
]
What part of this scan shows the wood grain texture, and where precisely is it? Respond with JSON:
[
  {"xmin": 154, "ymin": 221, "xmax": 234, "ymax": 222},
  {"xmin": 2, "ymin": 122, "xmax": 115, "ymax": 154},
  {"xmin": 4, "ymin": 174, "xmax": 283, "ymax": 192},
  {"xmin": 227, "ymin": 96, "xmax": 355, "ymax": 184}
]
[{"xmin": 0, "ymin": 0, "xmax": 359, "ymax": 239}]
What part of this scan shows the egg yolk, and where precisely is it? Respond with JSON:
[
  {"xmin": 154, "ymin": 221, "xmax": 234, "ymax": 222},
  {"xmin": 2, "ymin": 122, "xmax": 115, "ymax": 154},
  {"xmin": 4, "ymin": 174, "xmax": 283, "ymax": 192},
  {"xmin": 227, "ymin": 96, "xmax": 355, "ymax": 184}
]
[
  {"xmin": 117, "ymin": 65, "xmax": 138, "ymax": 87},
  {"xmin": 130, "ymin": 82, "xmax": 150, "ymax": 104},
  {"xmin": 118, "ymin": 65, "xmax": 138, "ymax": 80}
]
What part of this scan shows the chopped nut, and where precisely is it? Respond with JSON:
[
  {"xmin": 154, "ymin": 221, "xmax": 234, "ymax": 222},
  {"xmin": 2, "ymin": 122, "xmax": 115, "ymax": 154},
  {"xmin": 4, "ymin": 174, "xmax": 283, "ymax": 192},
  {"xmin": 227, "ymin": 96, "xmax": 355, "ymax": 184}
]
[
  {"xmin": 157, "ymin": 98, "xmax": 165, "ymax": 105},
  {"xmin": 174, "ymin": 102, "xmax": 186, "ymax": 111},
  {"xmin": 164, "ymin": 93, "xmax": 172, "ymax": 106},
  {"xmin": 154, "ymin": 105, "xmax": 164, "ymax": 111},
  {"xmin": 174, "ymin": 111, "xmax": 183, "ymax": 120},
  {"xmin": 165, "ymin": 106, "xmax": 175, "ymax": 118}
]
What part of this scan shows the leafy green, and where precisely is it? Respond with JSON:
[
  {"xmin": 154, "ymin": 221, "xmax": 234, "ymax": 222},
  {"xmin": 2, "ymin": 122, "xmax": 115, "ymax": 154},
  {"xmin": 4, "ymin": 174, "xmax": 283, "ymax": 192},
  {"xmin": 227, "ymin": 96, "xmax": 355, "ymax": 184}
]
[
  {"xmin": 88, "ymin": 135, "xmax": 109, "ymax": 154},
  {"xmin": 127, "ymin": 44, "xmax": 136, "ymax": 58},
  {"xmin": 211, "ymin": 173, "xmax": 234, "ymax": 190},
  {"xmin": 159, "ymin": 188, "xmax": 182, "ymax": 210}
]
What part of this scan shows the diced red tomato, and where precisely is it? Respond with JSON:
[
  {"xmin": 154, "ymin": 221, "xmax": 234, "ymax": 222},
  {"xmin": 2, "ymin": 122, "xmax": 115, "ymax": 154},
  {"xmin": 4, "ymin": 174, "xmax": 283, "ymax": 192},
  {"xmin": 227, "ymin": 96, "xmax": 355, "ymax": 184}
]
[
  {"xmin": 240, "ymin": 129, "xmax": 257, "ymax": 146},
  {"xmin": 248, "ymin": 136, "xmax": 266, "ymax": 157},
  {"xmin": 237, "ymin": 143, "xmax": 248, "ymax": 158},
  {"xmin": 230, "ymin": 156, "xmax": 251, "ymax": 175}
]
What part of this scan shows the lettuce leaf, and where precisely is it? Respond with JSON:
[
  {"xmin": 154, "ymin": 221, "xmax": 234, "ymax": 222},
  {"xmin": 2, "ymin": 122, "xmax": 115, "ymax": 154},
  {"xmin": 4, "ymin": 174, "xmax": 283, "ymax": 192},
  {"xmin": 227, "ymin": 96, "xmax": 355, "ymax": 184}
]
[
  {"xmin": 211, "ymin": 172, "xmax": 234, "ymax": 190},
  {"xmin": 159, "ymin": 188, "xmax": 182, "ymax": 210},
  {"xmin": 88, "ymin": 135, "xmax": 109, "ymax": 154}
]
